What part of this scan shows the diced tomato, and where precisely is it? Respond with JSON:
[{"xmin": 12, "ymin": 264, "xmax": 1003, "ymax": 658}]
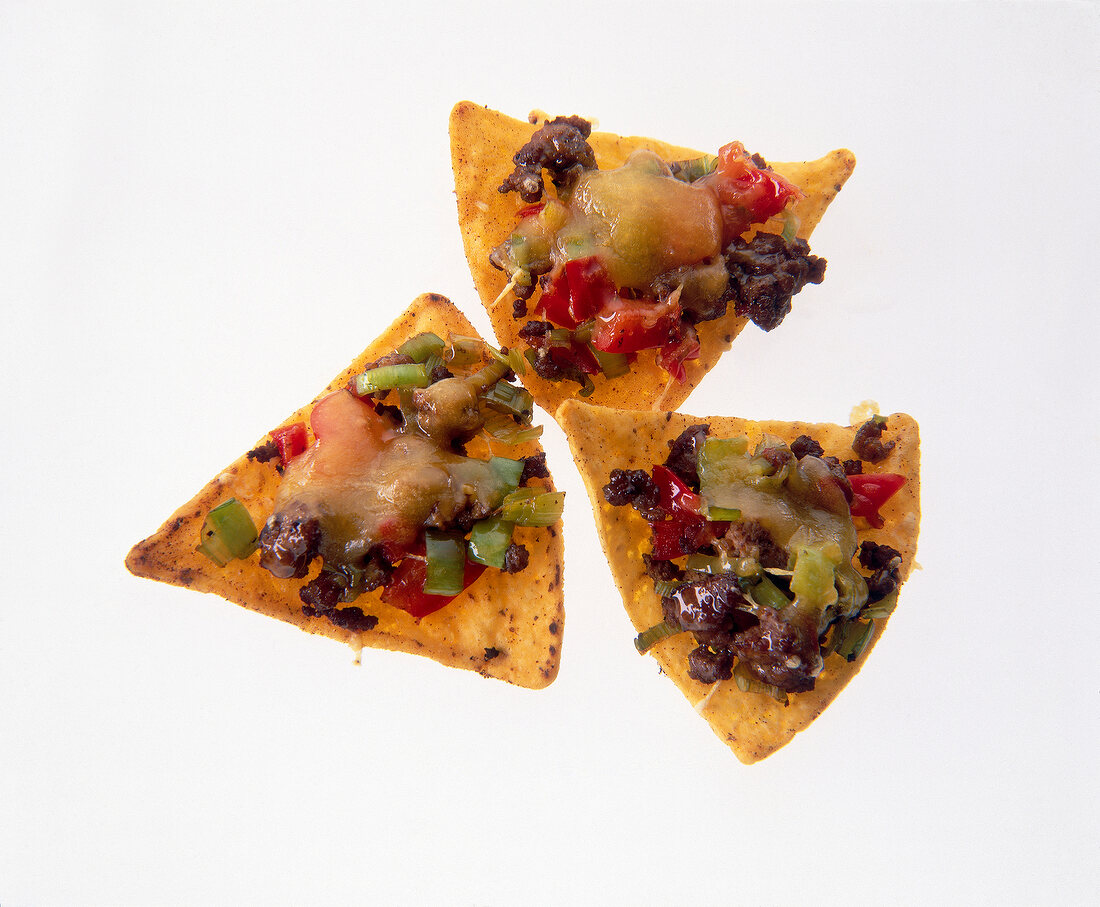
[
  {"xmin": 705, "ymin": 141, "xmax": 802, "ymax": 242},
  {"xmin": 649, "ymin": 516, "xmax": 729, "ymax": 561},
  {"xmin": 651, "ymin": 465, "xmax": 705, "ymax": 519},
  {"xmin": 590, "ymin": 296, "xmax": 682, "ymax": 355},
  {"xmin": 537, "ymin": 257, "xmax": 619, "ymax": 329},
  {"xmin": 381, "ymin": 555, "xmax": 487, "ymax": 619},
  {"xmin": 270, "ymin": 422, "xmax": 307, "ymax": 467},
  {"xmin": 849, "ymin": 473, "xmax": 906, "ymax": 528},
  {"xmin": 655, "ymin": 326, "xmax": 700, "ymax": 383}
]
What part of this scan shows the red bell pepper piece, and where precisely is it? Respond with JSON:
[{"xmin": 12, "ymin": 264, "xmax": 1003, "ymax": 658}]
[
  {"xmin": 849, "ymin": 473, "xmax": 906, "ymax": 528},
  {"xmin": 270, "ymin": 422, "xmax": 308, "ymax": 467},
  {"xmin": 652, "ymin": 465, "xmax": 705, "ymax": 518}
]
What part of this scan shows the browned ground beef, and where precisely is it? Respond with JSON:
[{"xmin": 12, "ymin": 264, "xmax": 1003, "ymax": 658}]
[
  {"xmin": 723, "ymin": 519, "xmax": 788, "ymax": 569},
  {"xmin": 258, "ymin": 509, "xmax": 321, "ymax": 579},
  {"xmin": 725, "ymin": 232, "xmax": 826, "ymax": 331},
  {"xmin": 498, "ymin": 116, "xmax": 595, "ymax": 203},
  {"xmin": 503, "ymin": 543, "xmax": 530, "ymax": 574},
  {"xmin": 602, "ymin": 468, "xmax": 661, "ymax": 520},
  {"xmin": 663, "ymin": 423, "xmax": 710, "ymax": 487},
  {"xmin": 852, "ymin": 416, "xmax": 895, "ymax": 462}
]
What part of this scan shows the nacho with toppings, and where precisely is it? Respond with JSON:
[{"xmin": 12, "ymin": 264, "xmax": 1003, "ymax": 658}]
[
  {"xmin": 450, "ymin": 102, "xmax": 856, "ymax": 415},
  {"xmin": 126, "ymin": 295, "xmax": 565, "ymax": 688},
  {"xmin": 558, "ymin": 400, "xmax": 920, "ymax": 761}
]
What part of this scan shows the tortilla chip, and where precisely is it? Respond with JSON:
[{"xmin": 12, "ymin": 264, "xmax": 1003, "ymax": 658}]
[
  {"xmin": 557, "ymin": 400, "xmax": 920, "ymax": 761},
  {"xmin": 126, "ymin": 294, "xmax": 564, "ymax": 689},
  {"xmin": 450, "ymin": 101, "xmax": 856, "ymax": 416}
]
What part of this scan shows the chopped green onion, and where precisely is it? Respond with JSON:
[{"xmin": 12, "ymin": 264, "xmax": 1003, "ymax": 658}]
[
  {"xmin": 482, "ymin": 412, "xmax": 544, "ymax": 445},
  {"xmin": 422, "ymin": 352, "xmax": 444, "ymax": 377},
  {"xmin": 861, "ymin": 591, "xmax": 898, "ymax": 621},
  {"xmin": 423, "ymin": 531, "xmax": 466, "ymax": 596},
  {"xmin": 397, "ymin": 331, "xmax": 446, "ymax": 363},
  {"xmin": 488, "ymin": 456, "xmax": 525, "ymax": 494},
  {"xmin": 670, "ymin": 154, "xmax": 718, "ymax": 183},
  {"xmin": 195, "ymin": 498, "xmax": 258, "ymax": 566},
  {"xmin": 467, "ymin": 358, "xmax": 510, "ymax": 390},
  {"xmin": 651, "ymin": 579, "xmax": 681, "ymax": 599},
  {"xmin": 467, "ymin": 518, "xmax": 515, "ymax": 569},
  {"xmin": 747, "ymin": 573, "xmax": 793, "ymax": 611},
  {"xmin": 634, "ymin": 620, "xmax": 682, "ymax": 654},
  {"xmin": 707, "ymin": 506, "xmax": 741, "ymax": 522},
  {"xmin": 500, "ymin": 489, "xmax": 565, "ymax": 527},
  {"xmin": 356, "ymin": 363, "xmax": 430, "ymax": 395},
  {"xmin": 590, "ymin": 345, "xmax": 630, "ymax": 379},
  {"xmin": 733, "ymin": 661, "xmax": 789, "ymax": 704},
  {"xmin": 791, "ymin": 546, "xmax": 838, "ymax": 610},
  {"xmin": 446, "ymin": 336, "xmax": 485, "ymax": 368},
  {"xmin": 482, "ymin": 380, "xmax": 534, "ymax": 420},
  {"xmin": 685, "ymin": 553, "xmax": 726, "ymax": 574},
  {"xmin": 833, "ymin": 618, "xmax": 875, "ymax": 662},
  {"xmin": 487, "ymin": 343, "xmax": 527, "ymax": 377}
]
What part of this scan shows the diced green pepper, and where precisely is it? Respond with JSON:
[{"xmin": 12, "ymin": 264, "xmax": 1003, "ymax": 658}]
[
  {"xmin": 500, "ymin": 489, "xmax": 565, "ymax": 527},
  {"xmin": 488, "ymin": 456, "xmax": 525, "ymax": 494},
  {"xmin": 423, "ymin": 531, "xmax": 466, "ymax": 596},
  {"xmin": 195, "ymin": 498, "xmax": 258, "ymax": 566},
  {"xmin": 467, "ymin": 518, "xmax": 515, "ymax": 569}
]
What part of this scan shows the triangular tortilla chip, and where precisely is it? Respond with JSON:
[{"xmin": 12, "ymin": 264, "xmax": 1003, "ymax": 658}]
[
  {"xmin": 450, "ymin": 101, "xmax": 856, "ymax": 416},
  {"xmin": 557, "ymin": 399, "xmax": 920, "ymax": 761},
  {"xmin": 126, "ymin": 294, "xmax": 564, "ymax": 689}
]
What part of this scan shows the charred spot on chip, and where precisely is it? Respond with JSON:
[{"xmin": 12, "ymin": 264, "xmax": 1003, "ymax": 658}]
[{"xmin": 483, "ymin": 647, "xmax": 501, "ymax": 660}]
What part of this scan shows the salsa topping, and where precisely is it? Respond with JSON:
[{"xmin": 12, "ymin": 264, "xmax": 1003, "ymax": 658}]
[
  {"xmin": 604, "ymin": 420, "xmax": 906, "ymax": 701},
  {"xmin": 491, "ymin": 116, "xmax": 827, "ymax": 384},
  {"xmin": 197, "ymin": 332, "xmax": 562, "ymax": 631}
]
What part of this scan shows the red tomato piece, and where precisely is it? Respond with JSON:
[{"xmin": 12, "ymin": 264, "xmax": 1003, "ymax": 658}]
[
  {"xmin": 655, "ymin": 327, "xmax": 701, "ymax": 383},
  {"xmin": 537, "ymin": 256, "xmax": 619, "ymax": 329},
  {"xmin": 270, "ymin": 422, "xmax": 307, "ymax": 467},
  {"xmin": 590, "ymin": 297, "xmax": 682, "ymax": 355},
  {"xmin": 381, "ymin": 556, "xmax": 487, "ymax": 619},
  {"xmin": 651, "ymin": 465, "xmax": 706, "ymax": 518},
  {"xmin": 849, "ymin": 473, "xmax": 907, "ymax": 528},
  {"xmin": 707, "ymin": 141, "xmax": 801, "ymax": 242}
]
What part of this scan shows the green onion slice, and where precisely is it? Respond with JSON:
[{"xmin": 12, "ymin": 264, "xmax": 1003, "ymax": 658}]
[
  {"xmin": 482, "ymin": 412, "xmax": 544, "ymax": 445},
  {"xmin": 467, "ymin": 518, "xmax": 515, "ymax": 569},
  {"xmin": 634, "ymin": 620, "xmax": 682, "ymax": 654},
  {"xmin": 669, "ymin": 154, "xmax": 718, "ymax": 183},
  {"xmin": 651, "ymin": 579, "xmax": 681, "ymax": 599},
  {"xmin": 446, "ymin": 336, "xmax": 485, "ymax": 368},
  {"xmin": 861, "ymin": 591, "xmax": 898, "ymax": 621},
  {"xmin": 423, "ymin": 531, "xmax": 467, "ymax": 596},
  {"xmin": 746, "ymin": 573, "xmax": 793, "ymax": 611},
  {"xmin": 397, "ymin": 331, "xmax": 446, "ymax": 363},
  {"xmin": 706, "ymin": 506, "xmax": 741, "ymax": 522},
  {"xmin": 590, "ymin": 345, "xmax": 630, "ymax": 379},
  {"xmin": 499, "ymin": 489, "xmax": 565, "ymax": 527},
  {"xmin": 355, "ymin": 363, "xmax": 430, "ymax": 395},
  {"xmin": 195, "ymin": 498, "xmax": 258, "ymax": 566},
  {"xmin": 488, "ymin": 456, "xmax": 525, "ymax": 494},
  {"xmin": 833, "ymin": 618, "xmax": 875, "ymax": 662},
  {"xmin": 483, "ymin": 380, "xmax": 534, "ymax": 421}
]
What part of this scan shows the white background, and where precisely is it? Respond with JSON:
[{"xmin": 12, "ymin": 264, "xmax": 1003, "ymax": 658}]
[{"xmin": 2, "ymin": 2, "xmax": 1097, "ymax": 904}]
